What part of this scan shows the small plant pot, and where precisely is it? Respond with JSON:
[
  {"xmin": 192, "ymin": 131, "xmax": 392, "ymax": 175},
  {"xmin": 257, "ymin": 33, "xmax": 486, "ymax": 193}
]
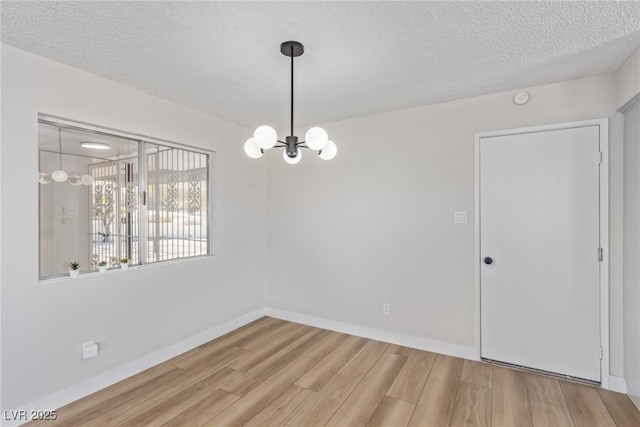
[
  {"xmin": 120, "ymin": 262, "xmax": 129, "ymax": 270},
  {"xmin": 69, "ymin": 269, "xmax": 80, "ymax": 278},
  {"xmin": 98, "ymin": 265, "xmax": 108, "ymax": 273}
]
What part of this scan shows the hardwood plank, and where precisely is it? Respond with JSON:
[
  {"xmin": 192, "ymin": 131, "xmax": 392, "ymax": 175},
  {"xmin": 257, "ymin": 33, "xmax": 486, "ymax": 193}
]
[
  {"xmin": 95, "ymin": 366, "xmax": 240, "ymax": 426},
  {"xmin": 326, "ymin": 352, "xmax": 408, "ymax": 427},
  {"xmin": 524, "ymin": 372, "xmax": 566, "ymax": 407},
  {"xmin": 408, "ymin": 354, "xmax": 463, "ymax": 427},
  {"xmin": 44, "ymin": 365, "xmax": 187, "ymax": 426},
  {"xmin": 118, "ymin": 369, "xmax": 243, "ymax": 427},
  {"xmin": 387, "ymin": 349, "xmax": 436, "ymax": 404},
  {"xmin": 559, "ymin": 381, "xmax": 616, "ymax": 427},
  {"xmin": 597, "ymin": 388, "xmax": 640, "ymax": 427},
  {"xmin": 237, "ymin": 321, "xmax": 308, "ymax": 352},
  {"xmin": 36, "ymin": 363, "xmax": 176, "ymax": 425},
  {"xmin": 387, "ymin": 344, "xmax": 414, "ymax": 357},
  {"xmin": 232, "ymin": 316, "xmax": 284, "ymax": 335},
  {"xmin": 227, "ymin": 322, "xmax": 312, "ymax": 371},
  {"xmin": 529, "ymin": 400, "xmax": 574, "ymax": 427},
  {"xmin": 287, "ymin": 340, "xmax": 389, "ymax": 427},
  {"xmin": 198, "ymin": 316, "xmax": 285, "ymax": 350},
  {"xmin": 179, "ymin": 345, "xmax": 247, "ymax": 375},
  {"xmin": 160, "ymin": 390, "xmax": 240, "ymax": 427},
  {"xmin": 367, "ymin": 396, "xmax": 415, "ymax": 427},
  {"xmin": 204, "ymin": 355, "xmax": 318, "ymax": 427},
  {"xmin": 461, "ymin": 360, "xmax": 492, "ymax": 389},
  {"xmin": 295, "ymin": 335, "xmax": 368, "ymax": 391},
  {"xmin": 223, "ymin": 328, "xmax": 323, "ymax": 396},
  {"xmin": 491, "ymin": 365, "xmax": 532, "ymax": 427},
  {"xmin": 284, "ymin": 328, "xmax": 329, "ymax": 358},
  {"xmin": 165, "ymin": 347, "xmax": 202, "ymax": 367},
  {"xmin": 449, "ymin": 382, "xmax": 491, "ymax": 427},
  {"xmin": 173, "ymin": 318, "xmax": 288, "ymax": 370},
  {"xmin": 244, "ymin": 385, "xmax": 315, "ymax": 427},
  {"xmin": 300, "ymin": 330, "xmax": 348, "ymax": 360}
]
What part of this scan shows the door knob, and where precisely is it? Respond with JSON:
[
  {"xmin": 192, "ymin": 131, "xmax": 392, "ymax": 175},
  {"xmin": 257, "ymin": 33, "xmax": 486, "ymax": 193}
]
[{"xmin": 484, "ymin": 257, "xmax": 493, "ymax": 265}]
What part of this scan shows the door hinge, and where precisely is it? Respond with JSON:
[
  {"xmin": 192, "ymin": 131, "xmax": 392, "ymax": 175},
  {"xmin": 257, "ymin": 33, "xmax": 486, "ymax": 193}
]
[
  {"xmin": 598, "ymin": 151, "xmax": 603, "ymax": 164},
  {"xmin": 600, "ymin": 346, "xmax": 604, "ymax": 360},
  {"xmin": 598, "ymin": 247, "xmax": 603, "ymax": 262}
]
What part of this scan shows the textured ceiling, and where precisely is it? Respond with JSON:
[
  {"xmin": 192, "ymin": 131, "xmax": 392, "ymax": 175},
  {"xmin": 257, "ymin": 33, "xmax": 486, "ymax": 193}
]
[{"xmin": 3, "ymin": 1, "xmax": 640, "ymax": 130}]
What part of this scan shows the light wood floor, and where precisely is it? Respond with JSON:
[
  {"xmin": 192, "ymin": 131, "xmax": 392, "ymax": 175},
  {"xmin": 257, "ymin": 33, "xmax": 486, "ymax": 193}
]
[{"xmin": 28, "ymin": 317, "xmax": 640, "ymax": 426}]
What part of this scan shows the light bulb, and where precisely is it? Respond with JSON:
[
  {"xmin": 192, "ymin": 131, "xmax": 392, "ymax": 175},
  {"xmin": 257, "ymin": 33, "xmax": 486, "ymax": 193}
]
[
  {"xmin": 68, "ymin": 176, "xmax": 82, "ymax": 186},
  {"xmin": 283, "ymin": 148, "xmax": 302, "ymax": 164},
  {"xmin": 81, "ymin": 174, "xmax": 94, "ymax": 185},
  {"xmin": 38, "ymin": 172, "xmax": 51, "ymax": 184},
  {"xmin": 319, "ymin": 140, "xmax": 337, "ymax": 160},
  {"xmin": 254, "ymin": 125, "xmax": 278, "ymax": 149},
  {"xmin": 52, "ymin": 170, "xmax": 68, "ymax": 182},
  {"xmin": 305, "ymin": 127, "xmax": 328, "ymax": 150},
  {"xmin": 244, "ymin": 138, "xmax": 263, "ymax": 159}
]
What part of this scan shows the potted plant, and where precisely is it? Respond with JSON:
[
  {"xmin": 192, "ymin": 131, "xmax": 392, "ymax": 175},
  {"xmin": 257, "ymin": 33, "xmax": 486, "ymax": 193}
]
[
  {"xmin": 98, "ymin": 261, "xmax": 108, "ymax": 273},
  {"xmin": 120, "ymin": 258, "xmax": 129, "ymax": 270},
  {"xmin": 68, "ymin": 262, "xmax": 81, "ymax": 278}
]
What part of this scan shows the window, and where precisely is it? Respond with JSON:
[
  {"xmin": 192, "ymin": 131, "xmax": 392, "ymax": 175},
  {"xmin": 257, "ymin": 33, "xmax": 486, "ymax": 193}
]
[{"xmin": 38, "ymin": 118, "xmax": 211, "ymax": 279}]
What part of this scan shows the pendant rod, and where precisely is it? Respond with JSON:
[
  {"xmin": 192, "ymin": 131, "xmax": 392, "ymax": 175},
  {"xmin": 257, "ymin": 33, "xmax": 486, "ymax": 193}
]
[
  {"xmin": 58, "ymin": 128, "xmax": 63, "ymax": 169},
  {"xmin": 290, "ymin": 45, "xmax": 294, "ymax": 137}
]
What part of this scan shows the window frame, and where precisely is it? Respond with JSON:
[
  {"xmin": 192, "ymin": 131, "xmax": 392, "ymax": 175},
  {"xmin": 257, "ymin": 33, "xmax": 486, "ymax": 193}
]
[{"xmin": 38, "ymin": 114, "xmax": 215, "ymax": 280}]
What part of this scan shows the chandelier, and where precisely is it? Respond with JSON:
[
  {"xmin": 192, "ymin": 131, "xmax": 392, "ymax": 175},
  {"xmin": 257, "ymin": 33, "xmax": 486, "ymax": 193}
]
[
  {"xmin": 244, "ymin": 41, "xmax": 337, "ymax": 164},
  {"xmin": 38, "ymin": 127, "xmax": 94, "ymax": 186}
]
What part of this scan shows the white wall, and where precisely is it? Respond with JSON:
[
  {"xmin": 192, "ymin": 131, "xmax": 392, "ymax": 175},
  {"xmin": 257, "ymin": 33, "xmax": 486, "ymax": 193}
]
[
  {"xmin": 265, "ymin": 74, "xmax": 625, "ymax": 377},
  {"xmin": 0, "ymin": 45, "xmax": 265, "ymax": 409},
  {"xmin": 618, "ymin": 44, "xmax": 640, "ymax": 410},
  {"xmin": 616, "ymin": 47, "xmax": 640, "ymax": 110},
  {"xmin": 623, "ymin": 100, "xmax": 640, "ymax": 408}
]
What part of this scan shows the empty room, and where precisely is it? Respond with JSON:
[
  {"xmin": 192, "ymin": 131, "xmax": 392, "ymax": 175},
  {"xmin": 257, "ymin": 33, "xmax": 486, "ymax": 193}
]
[{"xmin": 2, "ymin": 1, "xmax": 640, "ymax": 426}]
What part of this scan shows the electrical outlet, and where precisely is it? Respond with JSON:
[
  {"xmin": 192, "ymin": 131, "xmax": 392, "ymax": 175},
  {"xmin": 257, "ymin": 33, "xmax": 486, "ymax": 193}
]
[
  {"xmin": 82, "ymin": 341, "xmax": 99, "ymax": 359},
  {"xmin": 383, "ymin": 303, "xmax": 390, "ymax": 315}
]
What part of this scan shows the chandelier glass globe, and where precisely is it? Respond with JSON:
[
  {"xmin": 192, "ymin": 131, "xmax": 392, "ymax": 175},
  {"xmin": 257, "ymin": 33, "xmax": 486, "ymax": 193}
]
[
  {"xmin": 305, "ymin": 127, "xmax": 328, "ymax": 151},
  {"xmin": 319, "ymin": 140, "xmax": 337, "ymax": 160},
  {"xmin": 38, "ymin": 172, "xmax": 51, "ymax": 184},
  {"xmin": 81, "ymin": 174, "xmax": 94, "ymax": 186},
  {"xmin": 51, "ymin": 169, "xmax": 68, "ymax": 182},
  {"xmin": 244, "ymin": 138, "xmax": 263, "ymax": 158},
  {"xmin": 254, "ymin": 125, "xmax": 278, "ymax": 149},
  {"xmin": 283, "ymin": 149, "xmax": 302, "ymax": 164}
]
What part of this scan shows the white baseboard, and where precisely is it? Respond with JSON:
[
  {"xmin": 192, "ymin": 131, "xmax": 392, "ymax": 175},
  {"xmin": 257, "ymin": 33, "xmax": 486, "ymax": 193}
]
[
  {"xmin": 263, "ymin": 308, "xmax": 478, "ymax": 361},
  {"xmin": 627, "ymin": 378, "xmax": 640, "ymax": 411},
  {"xmin": 608, "ymin": 376, "xmax": 627, "ymax": 393},
  {"xmin": 5, "ymin": 308, "xmax": 267, "ymax": 427}
]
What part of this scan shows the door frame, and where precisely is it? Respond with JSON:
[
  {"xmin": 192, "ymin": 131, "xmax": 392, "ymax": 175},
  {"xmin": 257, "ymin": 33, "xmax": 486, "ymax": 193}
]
[{"xmin": 474, "ymin": 118, "xmax": 610, "ymax": 389}]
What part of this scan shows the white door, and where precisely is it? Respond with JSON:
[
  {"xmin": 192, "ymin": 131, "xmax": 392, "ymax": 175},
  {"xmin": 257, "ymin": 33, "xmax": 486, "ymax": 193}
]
[{"xmin": 480, "ymin": 125, "xmax": 601, "ymax": 382}]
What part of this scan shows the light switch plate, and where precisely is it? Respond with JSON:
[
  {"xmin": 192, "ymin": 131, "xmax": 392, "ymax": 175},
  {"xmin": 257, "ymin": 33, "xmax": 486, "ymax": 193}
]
[{"xmin": 453, "ymin": 211, "xmax": 468, "ymax": 224}]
